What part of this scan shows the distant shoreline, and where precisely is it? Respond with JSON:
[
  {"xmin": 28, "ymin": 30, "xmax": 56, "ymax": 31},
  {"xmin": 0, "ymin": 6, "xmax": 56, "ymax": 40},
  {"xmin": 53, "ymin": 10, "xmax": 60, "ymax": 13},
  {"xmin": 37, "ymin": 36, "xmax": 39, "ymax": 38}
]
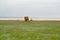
[{"xmin": 0, "ymin": 18, "xmax": 60, "ymax": 21}]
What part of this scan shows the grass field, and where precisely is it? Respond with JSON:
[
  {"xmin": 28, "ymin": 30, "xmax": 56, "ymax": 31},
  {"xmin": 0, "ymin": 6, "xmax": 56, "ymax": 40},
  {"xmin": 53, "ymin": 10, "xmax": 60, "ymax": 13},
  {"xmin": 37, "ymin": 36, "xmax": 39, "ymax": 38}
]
[{"xmin": 0, "ymin": 20, "xmax": 60, "ymax": 40}]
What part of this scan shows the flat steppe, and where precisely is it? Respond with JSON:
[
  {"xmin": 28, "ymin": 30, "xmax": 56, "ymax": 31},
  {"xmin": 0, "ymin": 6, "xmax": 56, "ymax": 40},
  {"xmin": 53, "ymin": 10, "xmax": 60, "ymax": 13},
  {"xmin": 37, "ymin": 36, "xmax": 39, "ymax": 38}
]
[{"xmin": 0, "ymin": 20, "xmax": 60, "ymax": 40}]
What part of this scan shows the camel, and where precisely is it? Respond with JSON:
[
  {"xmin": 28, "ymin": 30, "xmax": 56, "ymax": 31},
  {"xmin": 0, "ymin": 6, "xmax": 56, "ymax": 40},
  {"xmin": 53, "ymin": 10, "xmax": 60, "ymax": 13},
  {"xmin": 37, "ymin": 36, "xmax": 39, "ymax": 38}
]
[{"xmin": 24, "ymin": 16, "xmax": 29, "ymax": 22}]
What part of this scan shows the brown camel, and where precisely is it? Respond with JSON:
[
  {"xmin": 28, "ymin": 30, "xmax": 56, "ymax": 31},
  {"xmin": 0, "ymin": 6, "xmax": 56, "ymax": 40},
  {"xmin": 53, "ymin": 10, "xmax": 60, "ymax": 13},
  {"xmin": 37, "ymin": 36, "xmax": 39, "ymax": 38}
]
[{"xmin": 24, "ymin": 16, "xmax": 29, "ymax": 22}]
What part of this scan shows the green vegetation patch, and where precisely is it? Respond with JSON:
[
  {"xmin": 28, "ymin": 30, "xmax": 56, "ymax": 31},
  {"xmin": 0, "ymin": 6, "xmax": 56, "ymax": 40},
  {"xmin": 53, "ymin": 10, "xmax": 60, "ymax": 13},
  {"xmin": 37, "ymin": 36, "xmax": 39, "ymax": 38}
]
[{"xmin": 0, "ymin": 21, "xmax": 60, "ymax": 40}]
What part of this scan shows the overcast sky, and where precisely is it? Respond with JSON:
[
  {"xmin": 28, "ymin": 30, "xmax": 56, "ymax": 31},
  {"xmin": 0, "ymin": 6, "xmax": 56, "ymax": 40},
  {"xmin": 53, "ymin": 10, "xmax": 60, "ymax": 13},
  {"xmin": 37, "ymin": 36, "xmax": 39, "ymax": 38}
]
[{"xmin": 0, "ymin": 0, "xmax": 60, "ymax": 18}]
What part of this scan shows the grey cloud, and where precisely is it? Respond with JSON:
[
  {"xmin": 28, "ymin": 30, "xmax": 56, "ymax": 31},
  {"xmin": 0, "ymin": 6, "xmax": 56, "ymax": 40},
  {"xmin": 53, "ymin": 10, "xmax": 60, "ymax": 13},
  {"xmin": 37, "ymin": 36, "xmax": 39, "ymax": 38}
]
[{"xmin": 0, "ymin": 0, "xmax": 60, "ymax": 18}]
